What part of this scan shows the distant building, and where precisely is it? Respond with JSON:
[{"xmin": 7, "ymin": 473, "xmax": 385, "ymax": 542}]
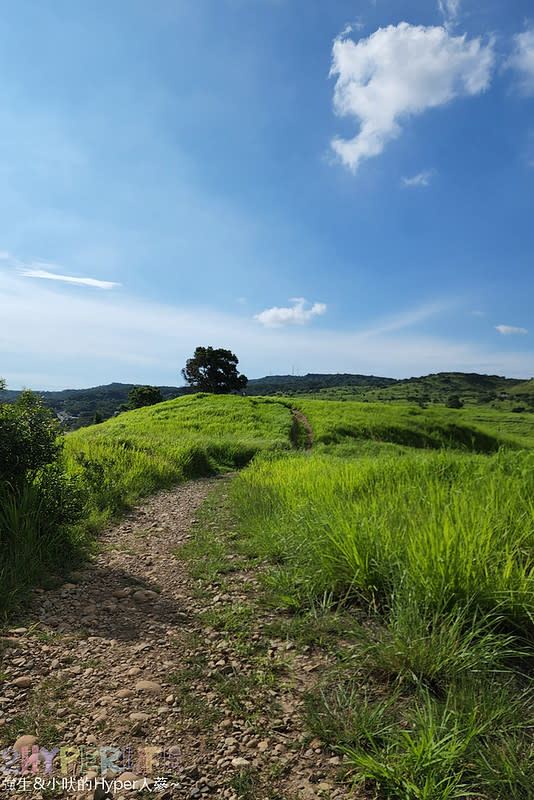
[{"xmin": 56, "ymin": 411, "xmax": 77, "ymax": 423}]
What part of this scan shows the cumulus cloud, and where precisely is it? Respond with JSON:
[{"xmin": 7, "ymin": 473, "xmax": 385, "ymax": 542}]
[
  {"xmin": 330, "ymin": 22, "xmax": 495, "ymax": 172},
  {"xmin": 402, "ymin": 170, "xmax": 435, "ymax": 187},
  {"xmin": 495, "ymin": 325, "xmax": 528, "ymax": 336},
  {"xmin": 507, "ymin": 28, "xmax": 534, "ymax": 94},
  {"xmin": 19, "ymin": 263, "xmax": 120, "ymax": 290},
  {"xmin": 254, "ymin": 298, "xmax": 327, "ymax": 328}
]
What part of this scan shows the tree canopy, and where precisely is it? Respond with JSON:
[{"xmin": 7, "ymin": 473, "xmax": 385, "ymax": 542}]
[
  {"xmin": 128, "ymin": 385, "xmax": 163, "ymax": 409},
  {"xmin": 182, "ymin": 347, "xmax": 247, "ymax": 394}
]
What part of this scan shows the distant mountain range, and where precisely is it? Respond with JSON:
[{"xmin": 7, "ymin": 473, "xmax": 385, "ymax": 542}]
[
  {"xmin": 0, "ymin": 382, "xmax": 186, "ymax": 428},
  {"xmin": 2, "ymin": 372, "xmax": 532, "ymax": 428}
]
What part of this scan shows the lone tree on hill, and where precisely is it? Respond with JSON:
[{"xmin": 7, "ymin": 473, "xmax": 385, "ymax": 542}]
[{"xmin": 182, "ymin": 347, "xmax": 247, "ymax": 394}]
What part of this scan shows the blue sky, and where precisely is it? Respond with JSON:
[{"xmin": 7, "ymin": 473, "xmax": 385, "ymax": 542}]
[{"xmin": 0, "ymin": 0, "xmax": 533, "ymax": 389}]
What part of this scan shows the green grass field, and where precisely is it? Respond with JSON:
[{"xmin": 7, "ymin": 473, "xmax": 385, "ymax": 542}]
[
  {"xmin": 232, "ymin": 448, "xmax": 534, "ymax": 624},
  {"xmin": 226, "ymin": 400, "xmax": 534, "ymax": 798},
  {"xmin": 294, "ymin": 398, "xmax": 534, "ymax": 452},
  {"xmin": 4, "ymin": 391, "xmax": 534, "ymax": 797}
]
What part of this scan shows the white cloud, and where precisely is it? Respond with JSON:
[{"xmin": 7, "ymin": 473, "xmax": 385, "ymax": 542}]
[
  {"xmin": 471, "ymin": 310, "xmax": 485, "ymax": 316},
  {"xmin": 254, "ymin": 298, "xmax": 327, "ymax": 328},
  {"xmin": 402, "ymin": 170, "xmax": 435, "ymax": 187},
  {"xmin": 507, "ymin": 28, "xmax": 534, "ymax": 94},
  {"xmin": 18, "ymin": 263, "xmax": 120, "ymax": 290},
  {"xmin": 495, "ymin": 324, "xmax": 528, "ymax": 336},
  {"xmin": 330, "ymin": 22, "xmax": 495, "ymax": 172}
]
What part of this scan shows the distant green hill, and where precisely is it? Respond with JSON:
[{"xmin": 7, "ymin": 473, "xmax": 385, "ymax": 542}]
[
  {"xmin": 509, "ymin": 378, "xmax": 534, "ymax": 396},
  {"xmin": 247, "ymin": 372, "xmax": 530, "ymax": 406},
  {"xmin": 355, "ymin": 372, "xmax": 526, "ymax": 406},
  {"xmin": 246, "ymin": 372, "xmax": 395, "ymax": 395},
  {"xmin": 2, "ymin": 371, "xmax": 532, "ymax": 428}
]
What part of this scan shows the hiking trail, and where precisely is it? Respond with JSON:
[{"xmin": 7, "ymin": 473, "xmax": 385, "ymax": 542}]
[
  {"xmin": 290, "ymin": 410, "xmax": 313, "ymax": 451},
  {"xmin": 1, "ymin": 476, "xmax": 356, "ymax": 800}
]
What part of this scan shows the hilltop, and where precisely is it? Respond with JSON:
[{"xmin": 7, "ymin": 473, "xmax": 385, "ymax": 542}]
[{"xmin": 246, "ymin": 372, "xmax": 396, "ymax": 394}]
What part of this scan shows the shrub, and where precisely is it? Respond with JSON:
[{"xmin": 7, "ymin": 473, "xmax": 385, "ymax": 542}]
[
  {"xmin": 0, "ymin": 390, "xmax": 62, "ymax": 486},
  {"xmin": 446, "ymin": 394, "xmax": 464, "ymax": 409},
  {"xmin": 0, "ymin": 388, "xmax": 84, "ymax": 614}
]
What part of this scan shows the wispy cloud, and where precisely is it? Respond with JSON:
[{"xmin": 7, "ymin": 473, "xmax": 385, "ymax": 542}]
[
  {"xmin": 471, "ymin": 310, "xmax": 485, "ymax": 316},
  {"xmin": 255, "ymin": 298, "xmax": 327, "ymax": 328},
  {"xmin": 360, "ymin": 300, "xmax": 451, "ymax": 338},
  {"xmin": 506, "ymin": 27, "xmax": 534, "ymax": 94},
  {"xmin": 438, "ymin": 0, "xmax": 461, "ymax": 24},
  {"xmin": 402, "ymin": 170, "xmax": 436, "ymax": 187},
  {"xmin": 495, "ymin": 324, "xmax": 528, "ymax": 336},
  {"xmin": 329, "ymin": 22, "xmax": 494, "ymax": 172},
  {"xmin": 18, "ymin": 263, "xmax": 120, "ymax": 290}
]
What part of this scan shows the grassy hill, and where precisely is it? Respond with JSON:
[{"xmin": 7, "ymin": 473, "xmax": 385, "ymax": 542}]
[
  {"xmin": 246, "ymin": 372, "xmax": 396, "ymax": 394},
  {"xmin": 295, "ymin": 399, "xmax": 534, "ymax": 453},
  {"xmin": 64, "ymin": 394, "xmax": 293, "ymax": 523},
  {"xmin": 3, "ymin": 392, "xmax": 534, "ymax": 796},
  {"xmin": 62, "ymin": 393, "xmax": 534, "ymax": 529},
  {"xmin": 65, "ymin": 392, "xmax": 533, "ymax": 797},
  {"xmin": 301, "ymin": 371, "xmax": 527, "ymax": 405},
  {"xmin": 3, "ymin": 371, "xmax": 532, "ymax": 429},
  {"xmin": 509, "ymin": 377, "xmax": 534, "ymax": 399}
]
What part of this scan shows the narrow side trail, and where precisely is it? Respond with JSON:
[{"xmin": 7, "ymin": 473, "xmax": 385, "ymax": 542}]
[
  {"xmin": 1, "ymin": 477, "xmax": 355, "ymax": 800},
  {"xmin": 291, "ymin": 410, "xmax": 313, "ymax": 450}
]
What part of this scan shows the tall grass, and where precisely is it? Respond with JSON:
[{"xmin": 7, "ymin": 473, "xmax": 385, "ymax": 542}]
[
  {"xmin": 233, "ymin": 444, "xmax": 534, "ymax": 797},
  {"xmin": 232, "ymin": 449, "xmax": 534, "ymax": 627},
  {"xmin": 296, "ymin": 400, "xmax": 532, "ymax": 451},
  {"xmin": 0, "ymin": 472, "xmax": 86, "ymax": 613},
  {"xmin": 340, "ymin": 680, "xmax": 534, "ymax": 800}
]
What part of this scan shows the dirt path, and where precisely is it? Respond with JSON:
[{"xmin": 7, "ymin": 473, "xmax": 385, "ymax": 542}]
[
  {"xmin": 291, "ymin": 411, "xmax": 313, "ymax": 451},
  {"xmin": 0, "ymin": 477, "xmax": 354, "ymax": 800}
]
